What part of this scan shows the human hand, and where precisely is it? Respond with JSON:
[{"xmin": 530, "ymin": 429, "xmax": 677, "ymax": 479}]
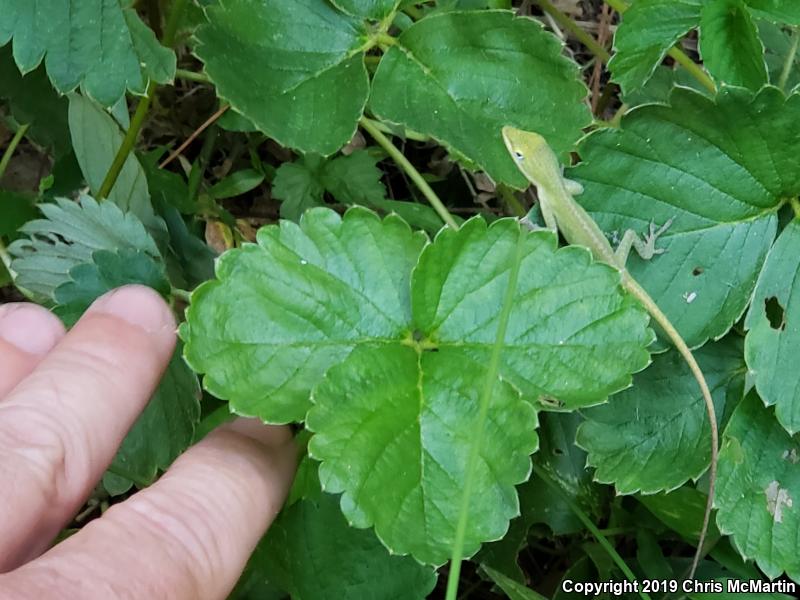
[{"xmin": 0, "ymin": 285, "xmax": 297, "ymax": 599}]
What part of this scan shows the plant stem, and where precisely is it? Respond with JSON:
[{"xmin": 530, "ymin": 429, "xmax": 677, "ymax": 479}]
[
  {"xmin": 97, "ymin": 0, "xmax": 189, "ymax": 199},
  {"xmin": 536, "ymin": 0, "xmax": 611, "ymax": 63},
  {"xmin": 0, "ymin": 123, "xmax": 29, "ymax": 181},
  {"xmin": 365, "ymin": 118, "xmax": 430, "ymax": 143},
  {"xmin": 603, "ymin": 0, "xmax": 716, "ymax": 94},
  {"xmin": 359, "ymin": 117, "xmax": 459, "ymax": 229},
  {"xmin": 175, "ymin": 68, "xmax": 211, "ymax": 85},
  {"xmin": 497, "ymin": 184, "xmax": 526, "ymax": 217},
  {"xmin": 446, "ymin": 230, "xmax": 527, "ymax": 600},
  {"xmin": 375, "ymin": 32, "xmax": 397, "ymax": 49},
  {"xmin": 97, "ymin": 83, "xmax": 155, "ymax": 199},
  {"xmin": 532, "ymin": 464, "xmax": 651, "ymax": 600},
  {"xmin": 778, "ymin": 27, "xmax": 800, "ymax": 92}
]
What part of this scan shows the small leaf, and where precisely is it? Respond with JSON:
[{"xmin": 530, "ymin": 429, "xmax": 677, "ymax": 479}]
[
  {"xmin": 68, "ymin": 94, "xmax": 156, "ymax": 225},
  {"xmin": 369, "ymin": 10, "xmax": 591, "ymax": 187},
  {"xmin": 320, "ymin": 150, "xmax": 387, "ymax": 207},
  {"xmin": 307, "ymin": 344, "xmax": 538, "ymax": 565},
  {"xmin": 608, "ymin": 0, "xmax": 703, "ymax": 94},
  {"xmin": 208, "ymin": 169, "xmax": 265, "ymax": 200},
  {"xmin": 0, "ymin": 0, "xmax": 175, "ymax": 106},
  {"xmin": 745, "ymin": 219, "xmax": 800, "ymax": 434},
  {"xmin": 8, "ymin": 195, "xmax": 161, "ymax": 300},
  {"xmin": 195, "ymin": 0, "xmax": 370, "ymax": 154},
  {"xmin": 183, "ymin": 208, "xmax": 427, "ymax": 423},
  {"xmin": 271, "ymin": 156, "xmax": 327, "ymax": 221},
  {"xmin": 578, "ymin": 336, "xmax": 745, "ymax": 494},
  {"xmin": 482, "ymin": 565, "xmax": 548, "ymax": 600},
  {"xmin": 53, "ymin": 248, "xmax": 170, "ymax": 324},
  {"xmin": 255, "ymin": 491, "xmax": 437, "ymax": 598},
  {"xmin": 108, "ymin": 346, "xmax": 201, "ymax": 492},
  {"xmin": 716, "ymin": 392, "xmax": 800, "ymax": 580},
  {"xmin": 570, "ymin": 86, "xmax": 800, "ymax": 348},
  {"xmin": 699, "ymin": 0, "xmax": 767, "ymax": 90}
]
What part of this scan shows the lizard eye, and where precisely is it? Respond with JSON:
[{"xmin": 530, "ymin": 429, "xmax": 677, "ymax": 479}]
[{"xmin": 514, "ymin": 151, "xmax": 524, "ymax": 161}]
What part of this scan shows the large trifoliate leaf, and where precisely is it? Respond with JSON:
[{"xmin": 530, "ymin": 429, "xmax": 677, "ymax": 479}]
[
  {"xmin": 259, "ymin": 486, "xmax": 437, "ymax": 598},
  {"xmin": 195, "ymin": 0, "xmax": 371, "ymax": 155},
  {"xmin": 0, "ymin": 2, "xmax": 174, "ymax": 106},
  {"xmin": 578, "ymin": 336, "xmax": 745, "ymax": 494},
  {"xmin": 8, "ymin": 195, "xmax": 161, "ymax": 300},
  {"xmin": 699, "ymin": 0, "xmax": 767, "ymax": 90},
  {"xmin": 745, "ymin": 219, "xmax": 800, "ymax": 434},
  {"xmin": 370, "ymin": 11, "xmax": 590, "ymax": 188},
  {"xmin": 608, "ymin": 0, "xmax": 702, "ymax": 94},
  {"xmin": 716, "ymin": 393, "xmax": 800, "ymax": 580},
  {"xmin": 569, "ymin": 86, "xmax": 800, "ymax": 349},
  {"xmin": 184, "ymin": 208, "xmax": 652, "ymax": 564}
]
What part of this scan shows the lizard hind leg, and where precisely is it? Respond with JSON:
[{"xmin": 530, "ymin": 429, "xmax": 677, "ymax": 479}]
[{"xmin": 615, "ymin": 217, "xmax": 674, "ymax": 264}]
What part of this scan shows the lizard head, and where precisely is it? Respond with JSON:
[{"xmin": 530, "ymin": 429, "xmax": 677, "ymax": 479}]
[{"xmin": 501, "ymin": 126, "xmax": 561, "ymax": 187}]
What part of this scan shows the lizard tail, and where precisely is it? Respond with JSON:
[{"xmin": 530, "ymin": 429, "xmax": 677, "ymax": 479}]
[{"xmin": 623, "ymin": 276, "xmax": 718, "ymax": 580}]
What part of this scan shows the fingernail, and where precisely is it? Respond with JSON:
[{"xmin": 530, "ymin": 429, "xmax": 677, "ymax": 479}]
[
  {"xmin": 0, "ymin": 303, "xmax": 65, "ymax": 355},
  {"xmin": 87, "ymin": 285, "xmax": 175, "ymax": 334}
]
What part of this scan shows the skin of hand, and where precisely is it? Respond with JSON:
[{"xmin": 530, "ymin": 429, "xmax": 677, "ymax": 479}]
[{"xmin": 0, "ymin": 285, "xmax": 297, "ymax": 599}]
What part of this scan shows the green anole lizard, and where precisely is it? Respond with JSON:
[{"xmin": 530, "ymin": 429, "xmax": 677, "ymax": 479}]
[{"xmin": 502, "ymin": 126, "xmax": 717, "ymax": 579}]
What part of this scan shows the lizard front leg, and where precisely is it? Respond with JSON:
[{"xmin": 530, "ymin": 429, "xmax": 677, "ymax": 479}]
[{"xmin": 615, "ymin": 218, "xmax": 674, "ymax": 264}]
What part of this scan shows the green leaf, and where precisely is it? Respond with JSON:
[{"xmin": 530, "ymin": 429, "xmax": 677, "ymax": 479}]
[
  {"xmin": 272, "ymin": 150, "xmax": 388, "ymax": 221},
  {"xmin": 699, "ymin": 0, "xmax": 767, "ymax": 90},
  {"xmin": 638, "ymin": 486, "xmax": 720, "ymax": 543},
  {"xmin": 482, "ymin": 565, "xmax": 548, "ymax": 600},
  {"xmin": 746, "ymin": 0, "xmax": 800, "ymax": 23},
  {"xmin": 579, "ymin": 337, "xmax": 745, "ymax": 494},
  {"xmin": 0, "ymin": 191, "xmax": 38, "ymax": 238},
  {"xmin": 760, "ymin": 20, "xmax": 800, "ymax": 91},
  {"xmin": 716, "ymin": 392, "xmax": 800, "ymax": 580},
  {"xmin": 53, "ymin": 248, "xmax": 170, "ymax": 325},
  {"xmin": 307, "ymin": 344, "xmax": 538, "ymax": 565},
  {"xmin": 370, "ymin": 10, "xmax": 590, "ymax": 188},
  {"xmin": 108, "ymin": 346, "xmax": 201, "ymax": 492},
  {"xmin": 183, "ymin": 208, "xmax": 428, "ymax": 423},
  {"xmin": 272, "ymin": 156, "xmax": 327, "ymax": 221},
  {"xmin": 0, "ymin": 45, "xmax": 70, "ymax": 156},
  {"xmin": 608, "ymin": 0, "xmax": 702, "ymax": 94},
  {"xmin": 320, "ymin": 150, "xmax": 386, "ymax": 207},
  {"xmin": 8, "ymin": 195, "xmax": 161, "ymax": 300},
  {"xmin": 745, "ymin": 219, "xmax": 800, "ymax": 434},
  {"xmin": 208, "ymin": 169, "xmax": 265, "ymax": 200},
  {"xmin": 331, "ymin": 0, "xmax": 399, "ymax": 20},
  {"xmin": 195, "ymin": 0, "xmax": 370, "ymax": 154},
  {"xmin": 68, "ymin": 94, "xmax": 156, "ymax": 225},
  {"xmin": 258, "ymin": 491, "xmax": 437, "ymax": 598},
  {"xmin": 569, "ymin": 86, "xmax": 800, "ymax": 349},
  {"xmin": 411, "ymin": 220, "xmax": 652, "ymax": 410},
  {"xmin": 0, "ymin": 1, "xmax": 174, "ymax": 106}
]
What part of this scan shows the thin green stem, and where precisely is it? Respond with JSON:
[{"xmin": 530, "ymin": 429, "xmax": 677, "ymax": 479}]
[
  {"xmin": 536, "ymin": 0, "xmax": 611, "ymax": 63},
  {"xmin": 0, "ymin": 123, "xmax": 30, "ymax": 181},
  {"xmin": 359, "ymin": 117, "xmax": 459, "ymax": 229},
  {"xmin": 403, "ymin": 4, "xmax": 423, "ymax": 20},
  {"xmin": 374, "ymin": 32, "xmax": 397, "ymax": 49},
  {"xmin": 364, "ymin": 117, "xmax": 430, "ymax": 143},
  {"xmin": 603, "ymin": 0, "xmax": 716, "ymax": 94},
  {"xmin": 445, "ymin": 229, "xmax": 527, "ymax": 600},
  {"xmin": 98, "ymin": 83, "xmax": 155, "ymax": 199},
  {"xmin": 790, "ymin": 197, "xmax": 800, "ymax": 219},
  {"xmin": 175, "ymin": 68, "xmax": 211, "ymax": 85},
  {"xmin": 170, "ymin": 287, "xmax": 192, "ymax": 303},
  {"xmin": 0, "ymin": 237, "xmax": 13, "ymax": 272},
  {"xmin": 778, "ymin": 27, "xmax": 800, "ymax": 91},
  {"xmin": 533, "ymin": 464, "xmax": 651, "ymax": 600},
  {"xmin": 97, "ymin": 0, "xmax": 189, "ymax": 199},
  {"xmin": 497, "ymin": 184, "xmax": 526, "ymax": 217},
  {"xmin": 666, "ymin": 47, "xmax": 716, "ymax": 93}
]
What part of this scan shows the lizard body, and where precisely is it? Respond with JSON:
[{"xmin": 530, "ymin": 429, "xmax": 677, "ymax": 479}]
[{"xmin": 502, "ymin": 126, "xmax": 717, "ymax": 579}]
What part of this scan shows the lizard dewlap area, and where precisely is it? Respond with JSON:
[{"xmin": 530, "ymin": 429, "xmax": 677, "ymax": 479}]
[{"xmin": 501, "ymin": 125, "xmax": 718, "ymax": 579}]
